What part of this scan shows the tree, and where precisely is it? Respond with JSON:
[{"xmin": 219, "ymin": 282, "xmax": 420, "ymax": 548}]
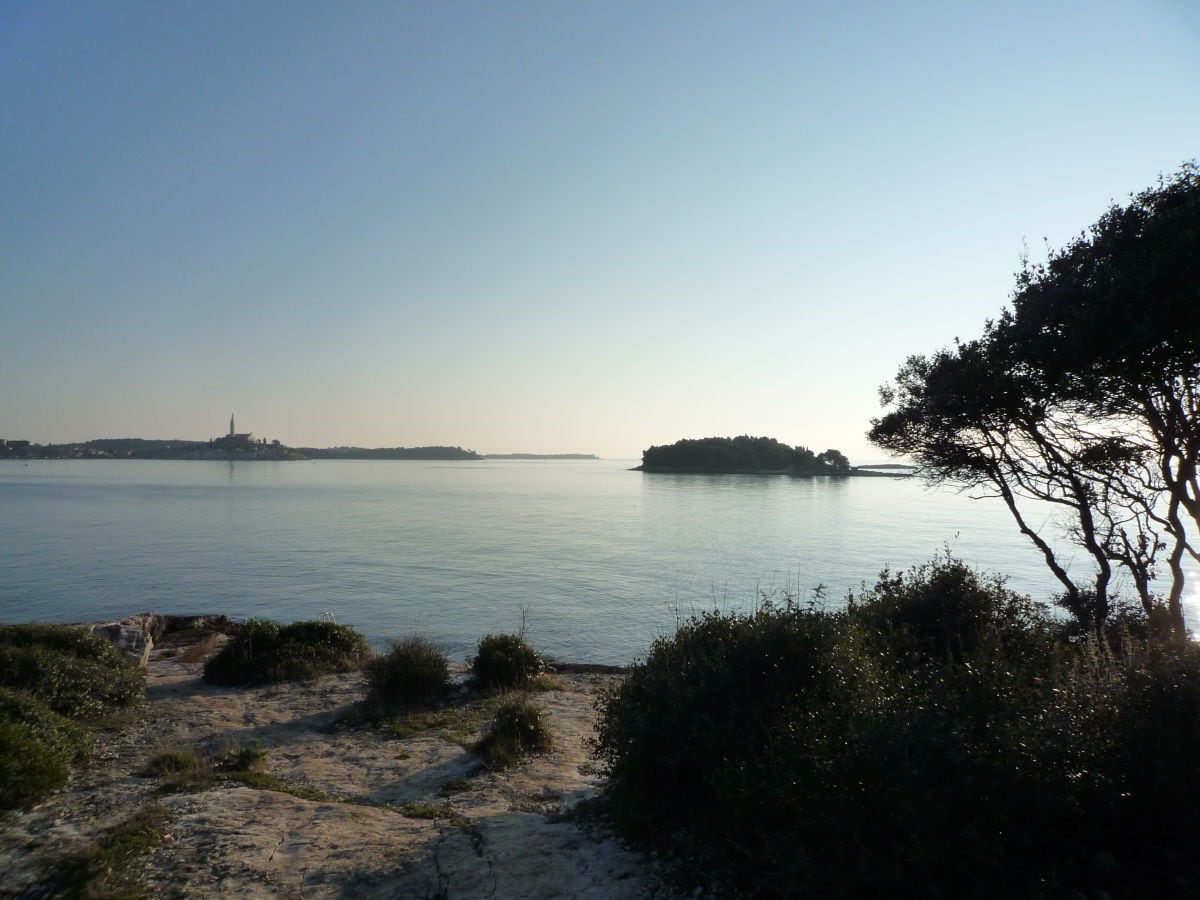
[
  {"xmin": 870, "ymin": 164, "xmax": 1200, "ymax": 637},
  {"xmin": 817, "ymin": 448, "xmax": 851, "ymax": 473}
]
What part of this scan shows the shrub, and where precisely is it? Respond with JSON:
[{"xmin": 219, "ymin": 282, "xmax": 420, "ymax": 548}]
[
  {"xmin": 594, "ymin": 602, "xmax": 841, "ymax": 838},
  {"xmin": 0, "ymin": 687, "xmax": 91, "ymax": 764},
  {"xmin": 474, "ymin": 694, "xmax": 552, "ymax": 768},
  {"xmin": 0, "ymin": 722, "xmax": 73, "ymax": 811},
  {"xmin": 363, "ymin": 635, "xmax": 450, "ymax": 716},
  {"xmin": 594, "ymin": 558, "xmax": 1200, "ymax": 898},
  {"xmin": 846, "ymin": 555, "xmax": 1055, "ymax": 663},
  {"xmin": 202, "ymin": 619, "xmax": 369, "ymax": 686},
  {"xmin": 0, "ymin": 684, "xmax": 94, "ymax": 812},
  {"xmin": 0, "ymin": 623, "xmax": 134, "ymax": 664},
  {"xmin": 471, "ymin": 633, "xmax": 543, "ymax": 689},
  {"xmin": 0, "ymin": 625, "xmax": 144, "ymax": 719},
  {"xmin": 0, "ymin": 627, "xmax": 136, "ymax": 811}
]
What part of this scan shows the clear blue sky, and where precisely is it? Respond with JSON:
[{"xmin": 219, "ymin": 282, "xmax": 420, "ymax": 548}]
[{"xmin": 3, "ymin": 1, "xmax": 1197, "ymax": 461}]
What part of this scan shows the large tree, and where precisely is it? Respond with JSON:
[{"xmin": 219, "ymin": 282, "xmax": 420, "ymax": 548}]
[{"xmin": 870, "ymin": 164, "xmax": 1200, "ymax": 636}]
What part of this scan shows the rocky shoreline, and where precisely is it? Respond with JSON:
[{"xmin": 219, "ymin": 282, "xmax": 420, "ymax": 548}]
[{"xmin": 0, "ymin": 619, "xmax": 676, "ymax": 899}]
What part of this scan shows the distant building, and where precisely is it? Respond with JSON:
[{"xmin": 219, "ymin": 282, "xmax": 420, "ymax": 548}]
[
  {"xmin": 196, "ymin": 414, "xmax": 290, "ymax": 459},
  {"xmin": 210, "ymin": 414, "xmax": 260, "ymax": 451}
]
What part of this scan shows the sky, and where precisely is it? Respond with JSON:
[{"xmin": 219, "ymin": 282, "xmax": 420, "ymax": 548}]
[{"xmin": 2, "ymin": 1, "xmax": 1198, "ymax": 462}]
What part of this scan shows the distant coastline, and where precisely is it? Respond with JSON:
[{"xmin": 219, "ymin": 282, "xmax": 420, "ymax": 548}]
[
  {"xmin": 482, "ymin": 453, "xmax": 598, "ymax": 460},
  {"xmin": 295, "ymin": 446, "xmax": 481, "ymax": 461},
  {"xmin": 0, "ymin": 439, "xmax": 600, "ymax": 463}
]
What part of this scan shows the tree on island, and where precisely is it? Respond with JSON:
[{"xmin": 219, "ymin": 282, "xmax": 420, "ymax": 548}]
[
  {"xmin": 640, "ymin": 435, "xmax": 851, "ymax": 474},
  {"xmin": 870, "ymin": 163, "xmax": 1200, "ymax": 637}
]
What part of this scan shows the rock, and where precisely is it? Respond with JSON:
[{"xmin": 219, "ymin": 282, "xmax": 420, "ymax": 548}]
[{"xmin": 89, "ymin": 613, "xmax": 164, "ymax": 667}]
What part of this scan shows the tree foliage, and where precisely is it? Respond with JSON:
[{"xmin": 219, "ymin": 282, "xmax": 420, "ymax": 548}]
[{"xmin": 870, "ymin": 164, "xmax": 1200, "ymax": 636}]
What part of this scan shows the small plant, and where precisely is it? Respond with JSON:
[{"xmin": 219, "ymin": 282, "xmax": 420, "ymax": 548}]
[
  {"xmin": 144, "ymin": 746, "xmax": 214, "ymax": 794},
  {"xmin": 144, "ymin": 739, "xmax": 326, "ymax": 800},
  {"xmin": 363, "ymin": 635, "xmax": 451, "ymax": 716},
  {"xmin": 43, "ymin": 805, "xmax": 170, "ymax": 899},
  {"xmin": 230, "ymin": 770, "xmax": 329, "ymax": 801},
  {"xmin": 471, "ymin": 633, "xmax": 543, "ymax": 690},
  {"xmin": 473, "ymin": 694, "xmax": 552, "ymax": 769},
  {"xmin": 143, "ymin": 748, "xmax": 206, "ymax": 777},
  {"xmin": 438, "ymin": 778, "xmax": 476, "ymax": 797},
  {"xmin": 226, "ymin": 738, "xmax": 269, "ymax": 772},
  {"xmin": 400, "ymin": 801, "xmax": 445, "ymax": 819},
  {"xmin": 202, "ymin": 619, "xmax": 370, "ymax": 686}
]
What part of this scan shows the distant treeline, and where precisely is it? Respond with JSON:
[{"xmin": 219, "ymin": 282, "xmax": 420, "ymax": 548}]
[
  {"xmin": 1, "ymin": 440, "xmax": 486, "ymax": 462},
  {"xmin": 295, "ymin": 446, "xmax": 482, "ymax": 460},
  {"xmin": 1, "ymin": 438, "xmax": 208, "ymax": 459},
  {"xmin": 638, "ymin": 436, "xmax": 851, "ymax": 474}
]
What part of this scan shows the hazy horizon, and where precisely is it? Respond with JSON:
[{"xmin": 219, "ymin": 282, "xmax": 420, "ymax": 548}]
[{"xmin": 4, "ymin": 2, "xmax": 1198, "ymax": 461}]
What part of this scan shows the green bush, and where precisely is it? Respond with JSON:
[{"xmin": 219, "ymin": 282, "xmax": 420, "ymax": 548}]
[
  {"xmin": 847, "ymin": 556, "xmax": 1054, "ymax": 662},
  {"xmin": 594, "ymin": 601, "xmax": 842, "ymax": 840},
  {"xmin": 474, "ymin": 694, "xmax": 552, "ymax": 768},
  {"xmin": 0, "ymin": 626, "xmax": 138, "ymax": 811},
  {"xmin": 0, "ymin": 723, "xmax": 73, "ymax": 811},
  {"xmin": 0, "ymin": 625, "xmax": 143, "ymax": 719},
  {"xmin": 363, "ymin": 635, "xmax": 450, "ymax": 716},
  {"xmin": 0, "ymin": 687, "xmax": 91, "ymax": 764},
  {"xmin": 0, "ymin": 686, "xmax": 93, "ymax": 810},
  {"xmin": 471, "ymin": 633, "xmax": 543, "ymax": 689},
  {"xmin": 594, "ymin": 558, "xmax": 1200, "ymax": 898},
  {"xmin": 202, "ymin": 619, "xmax": 369, "ymax": 686},
  {"xmin": 0, "ymin": 623, "xmax": 135, "ymax": 663}
]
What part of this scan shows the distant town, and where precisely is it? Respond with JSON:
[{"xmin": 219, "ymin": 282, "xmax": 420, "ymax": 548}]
[{"xmin": 0, "ymin": 417, "xmax": 598, "ymax": 462}]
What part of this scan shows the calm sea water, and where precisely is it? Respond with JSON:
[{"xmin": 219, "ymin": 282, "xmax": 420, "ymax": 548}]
[{"xmin": 2, "ymin": 459, "xmax": 1195, "ymax": 664}]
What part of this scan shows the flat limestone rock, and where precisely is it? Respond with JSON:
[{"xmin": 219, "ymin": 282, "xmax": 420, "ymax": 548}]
[{"xmin": 0, "ymin": 636, "xmax": 676, "ymax": 899}]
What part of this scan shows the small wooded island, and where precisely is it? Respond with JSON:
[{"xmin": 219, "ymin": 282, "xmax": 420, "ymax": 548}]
[{"xmin": 636, "ymin": 435, "xmax": 856, "ymax": 475}]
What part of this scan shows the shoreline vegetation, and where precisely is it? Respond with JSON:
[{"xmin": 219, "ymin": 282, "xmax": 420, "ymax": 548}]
[
  {"xmin": 0, "ymin": 616, "xmax": 654, "ymax": 898},
  {"xmin": 634, "ymin": 434, "xmax": 913, "ymax": 476},
  {"xmin": 6, "ymin": 558, "xmax": 1199, "ymax": 897}
]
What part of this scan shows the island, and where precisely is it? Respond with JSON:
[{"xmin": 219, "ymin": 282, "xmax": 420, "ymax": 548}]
[{"xmin": 635, "ymin": 435, "xmax": 855, "ymax": 475}]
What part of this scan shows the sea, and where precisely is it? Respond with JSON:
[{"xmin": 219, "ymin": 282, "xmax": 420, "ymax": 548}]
[{"xmin": 2, "ymin": 458, "xmax": 1196, "ymax": 664}]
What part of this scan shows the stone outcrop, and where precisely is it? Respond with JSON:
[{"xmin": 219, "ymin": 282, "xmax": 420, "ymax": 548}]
[
  {"xmin": 86, "ymin": 614, "xmax": 242, "ymax": 668},
  {"xmin": 89, "ymin": 613, "xmax": 165, "ymax": 668}
]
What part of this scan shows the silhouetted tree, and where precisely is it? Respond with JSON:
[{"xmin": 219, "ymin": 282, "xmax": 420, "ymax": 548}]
[
  {"xmin": 871, "ymin": 164, "xmax": 1200, "ymax": 636},
  {"xmin": 817, "ymin": 449, "xmax": 851, "ymax": 473}
]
